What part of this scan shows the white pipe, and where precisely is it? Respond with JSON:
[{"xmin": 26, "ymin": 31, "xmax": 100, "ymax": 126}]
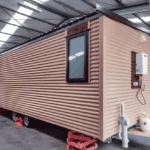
[
  {"xmin": 121, "ymin": 103, "xmax": 124, "ymax": 116},
  {"xmin": 119, "ymin": 103, "xmax": 130, "ymax": 148}
]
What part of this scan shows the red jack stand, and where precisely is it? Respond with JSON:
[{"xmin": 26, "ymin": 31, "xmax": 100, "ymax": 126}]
[
  {"xmin": 67, "ymin": 130, "xmax": 98, "ymax": 150},
  {"xmin": 15, "ymin": 115, "xmax": 24, "ymax": 128}
]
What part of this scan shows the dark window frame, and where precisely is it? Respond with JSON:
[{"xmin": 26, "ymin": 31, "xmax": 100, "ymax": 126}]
[{"xmin": 66, "ymin": 30, "xmax": 89, "ymax": 83}]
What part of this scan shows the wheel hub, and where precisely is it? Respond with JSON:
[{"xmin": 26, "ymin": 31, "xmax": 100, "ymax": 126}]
[{"xmin": 24, "ymin": 116, "xmax": 29, "ymax": 126}]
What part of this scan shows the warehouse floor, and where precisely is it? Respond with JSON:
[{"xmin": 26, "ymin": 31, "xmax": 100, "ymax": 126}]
[{"xmin": 0, "ymin": 113, "xmax": 150, "ymax": 150}]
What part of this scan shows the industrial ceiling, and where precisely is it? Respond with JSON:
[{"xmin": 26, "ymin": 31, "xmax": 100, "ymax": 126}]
[{"xmin": 0, "ymin": 0, "xmax": 150, "ymax": 54}]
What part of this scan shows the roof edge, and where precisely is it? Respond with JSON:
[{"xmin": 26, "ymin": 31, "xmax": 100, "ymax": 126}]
[{"xmin": 0, "ymin": 12, "xmax": 103, "ymax": 55}]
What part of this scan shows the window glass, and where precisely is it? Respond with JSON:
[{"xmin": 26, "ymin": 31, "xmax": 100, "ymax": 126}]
[
  {"xmin": 66, "ymin": 30, "xmax": 88, "ymax": 83},
  {"xmin": 69, "ymin": 36, "xmax": 85, "ymax": 79}
]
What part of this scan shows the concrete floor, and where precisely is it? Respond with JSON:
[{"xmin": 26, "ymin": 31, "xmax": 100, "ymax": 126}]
[{"xmin": 0, "ymin": 113, "xmax": 150, "ymax": 150}]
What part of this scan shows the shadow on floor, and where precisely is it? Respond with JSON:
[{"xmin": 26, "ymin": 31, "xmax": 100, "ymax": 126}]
[
  {"xmin": 1, "ymin": 109, "xmax": 150, "ymax": 150},
  {"xmin": 1, "ymin": 110, "xmax": 69, "ymax": 142},
  {"xmin": 31, "ymin": 118, "xmax": 69, "ymax": 142}
]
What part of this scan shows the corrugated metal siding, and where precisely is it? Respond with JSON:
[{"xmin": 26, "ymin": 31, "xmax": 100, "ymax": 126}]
[
  {"xmin": 0, "ymin": 19, "xmax": 100, "ymax": 139},
  {"xmin": 103, "ymin": 16, "xmax": 150, "ymax": 139}
]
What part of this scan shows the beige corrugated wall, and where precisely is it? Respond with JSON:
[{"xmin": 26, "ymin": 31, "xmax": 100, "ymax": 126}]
[
  {"xmin": 0, "ymin": 19, "xmax": 101, "ymax": 139},
  {"xmin": 103, "ymin": 16, "xmax": 150, "ymax": 140}
]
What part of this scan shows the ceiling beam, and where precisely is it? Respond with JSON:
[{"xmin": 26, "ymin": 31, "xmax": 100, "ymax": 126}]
[
  {"xmin": 82, "ymin": 0, "xmax": 150, "ymax": 16},
  {"xmin": 18, "ymin": 1, "xmax": 42, "ymax": 13},
  {"xmin": 0, "ymin": 18, "xmax": 69, "ymax": 54},
  {"xmin": 1, "ymin": 5, "xmax": 150, "ymax": 55},
  {"xmin": 96, "ymin": 4, "xmax": 150, "ymax": 35},
  {"xmin": 2, "ymin": 8, "xmax": 35, "ymax": 37},
  {"xmin": 112, "ymin": 2, "xmax": 149, "ymax": 11},
  {"xmin": 53, "ymin": 0, "xmax": 85, "ymax": 15},
  {"xmin": 23, "ymin": 0, "xmax": 73, "ymax": 18},
  {"xmin": 0, "ymin": 19, "xmax": 43, "ymax": 33},
  {"xmin": 0, "ymin": 48, "xmax": 8, "ymax": 50},
  {"xmin": 115, "ymin": 0, "xmax": 124, "ymax": 7},
  {"xmin": 0, "ymin": 32, "xmax": 30, "ymax": 40},
  {"xmin": 133, "ymin": 13, "xmax": 150, "ymax": 28},
  {"xmin": 110, "ymin": 0, "xmax": 149, "ymax": 15},
  {"xmin": 0, "ymin": 40, "xmax": 19, "ymax": 45},
  {"xmin": 113, "ymin": 7, "xmax": 150, "ymax": 15},
  {"xmin": 114, "ymin": 0, "xmax": 150, "ymax": 29},
  {"xmin": 0, "ymin": 49, "xmax": 9, "ymax": 52},
  {"xmin": 0, "ymin": 47, "xmax": 12, "ymax": 49},
  {"xmin": 82, "ymin": 0, "xmax": 96, "ymax": 8},
  {"xmin": 91, "ymin": 0, "xmax": 120, "ymax": 7},
  {"xmin": 0, "ymin": 5, "xmax": 56, "ymax": 26}
]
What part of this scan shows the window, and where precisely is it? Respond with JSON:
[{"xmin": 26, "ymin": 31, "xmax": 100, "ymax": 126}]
[{"xmin": 66, "ymin": 30, "xmax": 89, "ymax": 83}]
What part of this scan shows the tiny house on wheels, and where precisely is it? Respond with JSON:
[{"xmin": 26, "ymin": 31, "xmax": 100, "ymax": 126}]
[{"xmin": 0, "ymin": 5, "xmax": 150, "ymax": 146}]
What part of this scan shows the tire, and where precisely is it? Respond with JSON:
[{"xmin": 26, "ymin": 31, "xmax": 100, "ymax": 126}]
[
  {"xmin": 24, "ymin": 116, "xmax": 32, "ymax": 127},
  {"xmin": 12, "ymin": 112, "xmax": 16, "ymax": 122},
  {"xmin": 94, "ymin": 142, "xmax": 98, "ymax": 150}
]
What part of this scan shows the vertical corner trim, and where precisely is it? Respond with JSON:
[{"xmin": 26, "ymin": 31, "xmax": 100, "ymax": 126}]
[
  {"xmin": 99, "ymin": 16, "xmax": 105, "ymax": 141},
  {"xmin": 88, "ymin": 21, "xmax": 90, "ymax": 29},
  {"xmin": 88, "ymin": 21, "xmax": 91, "ymax": 83},
  {"xmin": 65, "ymin": 30, "xmax": 68, "ymax": 37}
]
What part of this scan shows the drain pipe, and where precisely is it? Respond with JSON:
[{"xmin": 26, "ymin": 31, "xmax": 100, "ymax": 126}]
[{"xmin": 118, "ymin": 103, "xmax": 130, "ymax": 148}]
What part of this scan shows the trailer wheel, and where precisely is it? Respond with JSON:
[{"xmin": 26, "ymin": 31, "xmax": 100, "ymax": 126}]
[
  {"xmin": 104, "ymin": 137, "xmax": 112, "ymax": 145},
  {"xmin": 12, "ymin": 112, "xmax": 17, "ymax": 122},
  {"xmin": 24, "ymin": 116, "xmax": 32, "ymax": 127}
]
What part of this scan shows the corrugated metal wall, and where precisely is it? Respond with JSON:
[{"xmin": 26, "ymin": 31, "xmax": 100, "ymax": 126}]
[
  {"xmin": 103, "ymin": 16, "xmax": 150, "ymax": 139},
  {"xmin": 0, "ymin": 19, "xmax": 100, "ymax": 139}
]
